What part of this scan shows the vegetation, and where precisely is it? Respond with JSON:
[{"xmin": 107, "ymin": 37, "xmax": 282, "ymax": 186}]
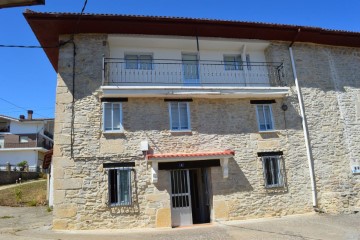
[
  {"xmin": 0, "ymin": 215, "xmax": 14, "ymax": 219},
  {"xmin": 0, "ymin": 180, "xmax": 47, "ymax": 207},
  {"xmin": 17, "ymin": 161, "xmax": 28, "ymax": 171}
]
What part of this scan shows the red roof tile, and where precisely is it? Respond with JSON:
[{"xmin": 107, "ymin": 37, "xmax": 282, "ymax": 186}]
[{"xmin": 147, "ymin": 150, "xmax": 235, "ymax": 160}]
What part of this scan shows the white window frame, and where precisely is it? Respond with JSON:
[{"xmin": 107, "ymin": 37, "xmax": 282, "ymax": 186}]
[
  {"xmin": 255, "ymin": 104, "xmax": 275, "ymax": 132},
  {"xmin": 0, "ymin": 136, "xmax": 4, "ymax": 148},
  {"xmin": 223, "ymin": 55, "xmax": 243, "ymax": 71},
  {"xmin": 19, "ymin": 136, "xmax": 29, "ymax": 143},
  {"xmin": 102, "ymin": 102, "xmax": 123, "ymax": 133},
  {"xmin": 168, "ymin": 102, "xmax": 191, "ymax": 131},
  {"xmin": 124, "ymin": 54, "xmax": 153, "ymax": 70},
  {"xmin": 108, "ymin": 168, "xmax": 132, "ymax": 206},
  {"xmin": 262, "ymin": 156, "xmax": 284, "ymax": 188}
]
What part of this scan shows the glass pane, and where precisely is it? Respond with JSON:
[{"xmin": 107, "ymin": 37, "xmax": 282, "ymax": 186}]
[
  {"xmin": 235, "ymin": 56, "xmax": 243, "ymax": 70},
  {"xmin": 271, "ymin": 157, "xmax": 279, "ymax": 185},
  {"xmin": 179, "ymin": 103, "xmax": 189, "ymax": 129},
  {"xmin": 104, "ymin": 103, "xmax": 112, "ymax": 130},
  {"xmin": 139, "ymin": 55, "xmax": 152, "ymax": 70},
  {"xmin": 264, "ymin": 158, "xmax": 273, "ymax": 185},
  {"xmin": 113, "ymin": 103, "xmax": 121, "ymax": 130},
  {"xmin": 182, "ymin": 54, "xmax": 199, "ymax": 80},
  {"xmin": 170, "ymin": 103, "xmax": 179, "ymax": 130},
  {"xmin": 119, "ymin": 170, "xmax": 130, "ymax": 204},
  {"xmin": 257, "ymin": 105, "xmax": 266, "ymax": 131},
  {"xmin": 20, "ymin": 136, "xmax": 29, "ymax": 143},
  {"xmin": 224, "ymin": 56, "xmax": 236, "ymax": 70},
  {"xmin": 125, "ymin": 55, "xmax": 138, "ymax": 69},
  {"xmin": 246, "ymin": 54, "xmax": 251, "ymax": 70},
  {"xmin": 264, "ymin": 106, "xmax": 273, "ymax": 130},
  {"xmin": 109, "ymin": 170, "xmax": 118, "ymax": 204}
]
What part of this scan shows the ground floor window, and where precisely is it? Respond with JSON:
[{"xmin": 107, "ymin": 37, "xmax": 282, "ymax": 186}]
[
  {"xmin": 262, "ymin": 156, "xmax": 284, "ymax": 188},
  {"xmin": 108, "ymin": 168, "xmax": 132, "ymax": 206}
]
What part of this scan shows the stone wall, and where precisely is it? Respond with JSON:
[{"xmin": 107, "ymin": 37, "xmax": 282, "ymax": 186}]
[
  {"xmin": 0, "ymin": 171, "xmax": 39, "ymax": 185},
  {"xmin": 265, "ymin": 42, "xmax": 360, "ymax": 213}
]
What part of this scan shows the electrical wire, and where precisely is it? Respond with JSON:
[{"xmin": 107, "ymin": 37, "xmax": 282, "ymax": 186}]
[
  {"xmin": 0, "ymin": 44, "xmax": 58, "ymax": 49},
  {"xmin": 0, "ymin": 97, "xmax": 51, "ymax": 118}
]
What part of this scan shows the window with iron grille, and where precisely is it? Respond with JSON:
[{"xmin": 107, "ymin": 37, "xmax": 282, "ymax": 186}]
[
  {"xmin": 108, "ymin": 168, "xmax": 133, "ymax": 206},
  {"xmin": 168, "ymin": 102, "xmax": 191, "ymax": 131},
  {"xmin": 262, "ymin": 156, "xmax": 284, "ymax": 188},
  {"xmin": 125, "ymin": 54, "xmax": 153, "ymax": 70}
]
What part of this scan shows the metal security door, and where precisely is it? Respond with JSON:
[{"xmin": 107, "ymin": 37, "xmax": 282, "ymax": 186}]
[{"xmin": 170, "ymin": 170, "xmax": 193, "ymax": 227}]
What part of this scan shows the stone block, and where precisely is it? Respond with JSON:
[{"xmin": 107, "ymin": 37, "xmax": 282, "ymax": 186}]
[
  {"xmin": 53, "ymin": 219, "xmax": 68, "ymax": 230},
  {"xmin": 54, "ymin": 204, "xmax": 77, "ymax": 218},
  {"xmin": 145, "ymin": 193, "xmax": 169, "ymax": 202},
  {"xmin": 257, "ymin": 140, "xmax": 280, "ymax": 149},
  {"xmin": 156, "ymin": 208, "xmax": 171, "ymax": 228},
  {"xmin": 53, "ymin": 190, "xmax": 66, "ymax": 204},
  {"xmin": 213, "ymin": 200, "xmax": 229, "ymax": 220},
  {"xmin": 54, "ymin": 178, "xmax": 82, "ymax": 190}
]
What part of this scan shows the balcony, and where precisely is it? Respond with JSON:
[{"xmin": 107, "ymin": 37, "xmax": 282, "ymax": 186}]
[
  {"xmin": 2, "ymin": 133, "xmax": 53, "ymax": 150},
  {"xmin": 101, "ymin": 58, "xmax": 289, "ymax": 98}
]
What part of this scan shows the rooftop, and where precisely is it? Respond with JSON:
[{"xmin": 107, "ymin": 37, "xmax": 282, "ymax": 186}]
[{"xmin": 24, "ymin": 10, "xmax": 360, "ymax": 72}]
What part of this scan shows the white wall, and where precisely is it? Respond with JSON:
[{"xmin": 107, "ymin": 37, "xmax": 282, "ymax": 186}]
[
  {"xmin": 0, "ymin": 150, "xmax": 38, "ymax": 167},
  {"xmin": 107, "ymin": 35, "xmax": 272, "ymax": 86},
  {"xmin": 10, "ymin": 121, "xmax": 44, "ymax": 134}
]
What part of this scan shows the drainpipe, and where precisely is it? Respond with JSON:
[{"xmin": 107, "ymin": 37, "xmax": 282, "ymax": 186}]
[{"xmin": 288, "ymin": 29, "xmax": 318, "ymax": 209}]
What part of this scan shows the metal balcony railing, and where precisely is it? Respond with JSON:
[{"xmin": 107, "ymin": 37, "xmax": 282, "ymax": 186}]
[
  {"xmin": 103, "ymin": 58, "xmax": 286, "ymax": 87},
  {"xmin": 3, "ymin": 133, "xmax": 53, "ymax": 150}
]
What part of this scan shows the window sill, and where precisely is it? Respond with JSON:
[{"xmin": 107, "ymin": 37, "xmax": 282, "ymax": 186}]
[
  {"xmin": 258, "ymin": 130, "xmax": 279, "ymax": 133},
  {"xmin": 170, "ymin": 130, "xmax": 192, "ymax": 133},
  {"xmin": 103, "ymin": 130, "xmax": 125, "ymax": 134}
]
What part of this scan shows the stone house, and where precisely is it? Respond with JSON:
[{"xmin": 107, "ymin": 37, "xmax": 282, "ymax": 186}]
[{"xmin": 25, "ymin": 10, "xmax": 360, "ymax": 229}]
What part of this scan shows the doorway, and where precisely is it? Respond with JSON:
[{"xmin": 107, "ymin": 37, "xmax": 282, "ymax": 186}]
[{"xmin": 170, "ymin": 168, "xmax": 211, "ymax": 227}]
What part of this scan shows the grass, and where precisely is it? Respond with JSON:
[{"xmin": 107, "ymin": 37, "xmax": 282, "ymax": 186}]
[
  {"xmin": 0, "ymin": 180, "xmax": 47, "ymax": 207},
  {"xmin": 0, "ymin": 215, "xmax": 14, "ymax": 219}
]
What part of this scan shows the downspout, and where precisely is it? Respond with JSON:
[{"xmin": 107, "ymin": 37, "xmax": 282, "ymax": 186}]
[{"xmin": 288, "ymin": 29, "xmax": 318, "ymax": 209}]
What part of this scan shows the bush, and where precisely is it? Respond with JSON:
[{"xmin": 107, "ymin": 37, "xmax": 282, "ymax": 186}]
[{"xmin": 17, "ymin": 161, "xmax": 28, "ymax": 171}]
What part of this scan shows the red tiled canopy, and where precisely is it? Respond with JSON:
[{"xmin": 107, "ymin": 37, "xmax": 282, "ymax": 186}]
[{"xmin": 147, "ymin": 150, "xmax": 235, "ymax": 160}]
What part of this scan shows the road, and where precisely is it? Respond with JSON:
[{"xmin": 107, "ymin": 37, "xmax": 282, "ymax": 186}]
[{"xmin": 0, "ymin": 206, "xmax": 359, "ymax": 240}]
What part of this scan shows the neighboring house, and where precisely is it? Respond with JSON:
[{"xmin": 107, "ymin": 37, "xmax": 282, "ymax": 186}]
[
  {"xmin": 0, "ymin": 110, "xmax": 54, "ymax": 171},
  {"xmin": 25, "ymin": 10, "xmax": 360, "ymax": 230}
]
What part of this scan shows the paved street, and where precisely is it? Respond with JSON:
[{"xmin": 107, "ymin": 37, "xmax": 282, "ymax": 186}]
[{"xmin": 0, "ymin": 206, "xmax": 359, "ymax": 240}]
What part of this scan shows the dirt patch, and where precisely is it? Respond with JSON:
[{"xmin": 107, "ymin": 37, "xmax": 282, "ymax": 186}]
[{"xmin": 0, "ymin": 180, "xmax": 47, "ymax": 207}]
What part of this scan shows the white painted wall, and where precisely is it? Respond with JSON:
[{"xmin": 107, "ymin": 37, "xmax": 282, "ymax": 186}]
[
  {"xmin": 48, "ymin": 161, "xmax": 54, "ymax": 206},
  {"xmin": 10, "ymin": 121, "xmax": 44, "ymax": 134},
  {"xmin": 107, "ymin": 35, "xmax": 274, "ymax": 87},
  {"xmin": 0, "ymin": 150, "xmax": 38, "ymax": 167}
]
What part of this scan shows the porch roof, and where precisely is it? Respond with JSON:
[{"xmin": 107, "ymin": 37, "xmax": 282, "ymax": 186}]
[{"xmin": 147, "ymin": 150, "xmax": 235, "ymax": 161}]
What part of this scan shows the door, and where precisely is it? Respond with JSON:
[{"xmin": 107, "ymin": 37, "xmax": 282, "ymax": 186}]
[
  {"xmin": 170, "ymin": 170, "xmax": 193, "ymax": 227},
  {"xmin": 182, "ymin": 54, "xmax": 200, "ymax": 85}
]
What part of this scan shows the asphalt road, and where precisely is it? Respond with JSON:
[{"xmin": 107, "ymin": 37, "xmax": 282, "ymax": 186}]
[{"xmin": 0, "ymin": 206, "xmax": 359, "ymax": 240}]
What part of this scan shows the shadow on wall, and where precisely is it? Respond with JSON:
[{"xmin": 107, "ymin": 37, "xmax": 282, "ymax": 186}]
[{"xmin": 212, "ymin": 158, "xmax": 253, "ymax": 196}]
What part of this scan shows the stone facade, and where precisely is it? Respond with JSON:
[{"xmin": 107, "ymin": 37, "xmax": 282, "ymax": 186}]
[{"xmin": 52, "ymin": 34, "xmax": 359, "ymax": 230}]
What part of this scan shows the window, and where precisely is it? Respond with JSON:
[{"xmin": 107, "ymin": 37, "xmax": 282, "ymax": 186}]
[
  {"xmin": 262, "ymin": 156, "xmax": 283, "ymax": 188},
  {"xmin": 256, "ymin": 104, "xmax": 274, "ymax": 131},
  {"xmin": 169, "ymin": 102, "xmax": 191, "ymax": 131},
  {"xmin": 19, "ymin": 136, "xmax": 29, "ymax": 143},
  {"xmin": 103, "ymin": 102, "xmax": 123, "ymax": 132},
  {"xmin": 108, "ymin": 168, "xmax": 132, "ymax": 206},
  {"xmin": 125, "ymin": 54, "xmax": 153, "ymax": 70},
  {"xmin": 224, "ymin": 55, "xmax": 243, "ymax": 70},
  {"xmin": 0, "ymin": 136, "xmax": 4, "ymax": 148},
  {"xmin": 182, "ymin": 54, "xmax": 199, "ymax": 83}
]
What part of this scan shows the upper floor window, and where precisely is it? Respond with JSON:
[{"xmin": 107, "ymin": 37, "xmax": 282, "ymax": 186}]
[
  {"xmin": 256, "ymin": 104, "xmax": 274, "ymax": 131},
  {"xmin": 246, "ymin": 54, "xmax": 251, "ymax": 70},
  {"xmin": 125, "ymin": 54, "xmax": 153, "ymax": 70},
  {"xmin": 103, "ymin": 102, "xmax": 123, "ymax": 132},
  {"xmin": 224, "ymin": 55, "xmax": 243, "ymax": 70},
  {"xmin": 108, "ymin": 168, "xmax": 132, "ymax": 206},
  {"xmin": 262, "ymin": 156, "xmax": 284, "ymax": 188},
  {"xmin": 19, "ymin": 136, "xmax": 29, "ymax": 143},
  {"xmin": 168, "ymin": 102, "xmax": 191, "ymax": 131}
]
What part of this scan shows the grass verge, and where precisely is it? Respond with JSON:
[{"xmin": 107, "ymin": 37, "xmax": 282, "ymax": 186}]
[{"xmin": 0, "ymin": 180, "xmax": 47, "ymax": 207}]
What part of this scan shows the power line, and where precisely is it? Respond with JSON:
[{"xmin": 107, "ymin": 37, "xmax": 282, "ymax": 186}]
[
  {"xmin": 0, "ymin": 44, "xmax": 58, "ymax": 49},
  {"xmin": 0, "ymin": 97, "xmax": 50, "ymax": 118}
]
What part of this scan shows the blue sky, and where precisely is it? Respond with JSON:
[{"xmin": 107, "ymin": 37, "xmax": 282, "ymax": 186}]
[{"xmin": 0, "ymin": 0, "xmax": 359, "ymax": 119}]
